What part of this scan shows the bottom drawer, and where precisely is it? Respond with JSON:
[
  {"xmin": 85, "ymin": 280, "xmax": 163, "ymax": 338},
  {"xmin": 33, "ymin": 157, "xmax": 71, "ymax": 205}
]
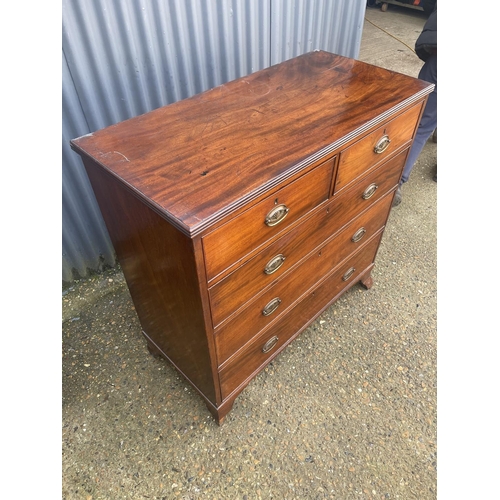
[{"xmin": 218, "ymin": 231, "xmax": 383, "ymax": 400}]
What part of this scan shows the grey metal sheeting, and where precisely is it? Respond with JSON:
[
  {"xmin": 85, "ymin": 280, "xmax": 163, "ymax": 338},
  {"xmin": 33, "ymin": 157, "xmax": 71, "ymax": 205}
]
[{"xmin": 62, "ymin": 0, "xmax": 367, "ymax": 283}]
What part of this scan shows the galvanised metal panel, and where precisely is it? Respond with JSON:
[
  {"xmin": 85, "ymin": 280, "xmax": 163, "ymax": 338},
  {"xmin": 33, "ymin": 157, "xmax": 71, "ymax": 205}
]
[
  {"xmin": 62, "ymin": 0, "xmax": 271, "ymax": 282},
  {"xmin": 63, "ymin": 50, "xmax": 116, "ymax": 283},
  {"xmin": 62, "ymin": 0, "xmax": 366, "ymax": 283},
  {"xmin": 271, "ymin": 0, "xmax": 366, "ymax": 64}
]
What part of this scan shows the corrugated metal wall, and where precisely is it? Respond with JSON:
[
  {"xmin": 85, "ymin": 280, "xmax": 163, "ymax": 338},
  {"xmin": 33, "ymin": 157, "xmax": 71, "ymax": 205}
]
[{"xmin": 62, "ymin": 0, "xmax": 367, "ymax": 283}]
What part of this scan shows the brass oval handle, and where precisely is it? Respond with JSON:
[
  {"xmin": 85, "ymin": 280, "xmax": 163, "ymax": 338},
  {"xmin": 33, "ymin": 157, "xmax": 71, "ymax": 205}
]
[
  {"xmin": 362, "ymin": 183, "xmax": 378, "ymax": 200},
  {"xmin": 374, "ymin": 134, "xmax": 391, "ymax": 154},
  {"xmin": 262, "ymin": 335, "xmax": 279, "ymax": 353},
  {"xmin": 264, "ymin": 254, "xmax": 286, "ymax": 275},
  {"xmin": 351, "ymin": 227, "xmax": 366, "ymax": 243},
  {"xmin": 262, "ymin": 297, "xmax": 282, "ymax": 316},
  {"xmin": 265, "ymin": 204, "xmax": 289, "ymax": 227},
  {"xmin": 342, "ymin": 267, "xmax": 356, "ymax": 281}
]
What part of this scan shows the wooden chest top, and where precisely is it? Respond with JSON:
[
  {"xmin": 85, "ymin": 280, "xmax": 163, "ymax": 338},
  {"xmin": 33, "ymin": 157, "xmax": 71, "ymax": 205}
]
[{"xmin": 70, "ymin": 50, "xmax": 433, "ymax": 236}]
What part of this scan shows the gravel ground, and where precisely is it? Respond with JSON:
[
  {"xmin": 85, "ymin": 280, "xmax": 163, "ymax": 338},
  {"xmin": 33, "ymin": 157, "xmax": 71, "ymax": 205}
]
[{"xmin": 62, "ymin": 6, "xmax": 437, "ymax": 500}]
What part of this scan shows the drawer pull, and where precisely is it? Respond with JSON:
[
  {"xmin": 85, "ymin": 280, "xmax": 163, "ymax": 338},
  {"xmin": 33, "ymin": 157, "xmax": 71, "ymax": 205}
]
[
  {"xmin": 264, "ymin": 254, "xmax": 286, "ymax": 275},
  {"xmin": 262, "ymin": 335, "xmax": 279, "ymax": 353},
  {"xmin": 262, "ymin": 297, "xmax": 282, "ymax": 316},
  {"xmin": 265, "ymin": 204, "xmax": 289, "ymax": 227},
  {"xmin": 374, "ymin": 134, "xmax": 391, "ymax": 154},
  {"xmin": 342, "ymin": 267, "xmax": 356, "ymax": 281},
  {"xmin": 362, "ymin": 183, "xmax": 378, "ymax": 200},
  {"xmin": 351, "ymin": 227, "xmax": 366, "ymax": 243}
]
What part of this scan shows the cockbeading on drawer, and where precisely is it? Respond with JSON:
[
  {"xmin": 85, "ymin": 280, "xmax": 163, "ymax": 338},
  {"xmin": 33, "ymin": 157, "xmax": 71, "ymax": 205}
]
[
  {"xmin": 214, "ymin": 215, "xmax": 388, "ymax": 367},
  {"xmin": 208, "ymin": 152, "xmax": 405, "ymax": 328},
  {"xmin": 218, "ymin": 233, "xmax": 383, "ymax": 399},
  {"xmin": 335, "ymin": 104, "xmax": 423, "ymax": 193},
  {"xmin": 202, "ymin": 158, "xmax": 335, "ymax": 281}
]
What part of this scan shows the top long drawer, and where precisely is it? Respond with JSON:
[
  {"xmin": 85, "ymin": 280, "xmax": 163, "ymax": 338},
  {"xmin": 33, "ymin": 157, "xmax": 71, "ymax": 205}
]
[{"xmin": 202, "ymin": 158, "xmax": 334, "ymax": 281}]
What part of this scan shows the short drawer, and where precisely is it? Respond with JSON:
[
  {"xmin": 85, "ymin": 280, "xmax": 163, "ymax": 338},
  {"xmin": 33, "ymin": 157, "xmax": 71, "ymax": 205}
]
[
  {"xmin": 209, "ymin": 188, "xmax": 394, "ymax": 328},
  {"xmin": 215, "ymin": 224, "xmax": 385, "ymax": 366},
  {"xmin": 335, "ymin": 103, "xmax": 422, "ymax": 192},
  {"xmin": 218, "ymin": 234, "xmax": 382, "ymax": 399},
  {"xmin": 330, "ymin": 147, "xmax": 407, "ymax": 220},
  {"xmin": 202, "ymin": 158, "xmax": 335, "ymax": 281}
]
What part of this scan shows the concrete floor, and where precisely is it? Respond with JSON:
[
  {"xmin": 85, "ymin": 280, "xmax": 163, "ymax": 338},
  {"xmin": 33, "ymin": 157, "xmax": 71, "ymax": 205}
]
[{"xmin": 62, "ymin": 5, "xmax": 436, "ymax": 499}]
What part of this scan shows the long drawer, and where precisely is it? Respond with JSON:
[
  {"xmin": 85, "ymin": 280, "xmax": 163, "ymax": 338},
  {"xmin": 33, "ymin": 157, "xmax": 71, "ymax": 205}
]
[
  {"xmin": 215, "ymin": 216, "xmax": 386, "ymax": 366},
  {"xmin": 202, "ymin": 158, "xmax": 335, "ymax": 281},
  {"xmin": 218, "ymin": 233, "xmax": 382, "ymax": 399},
  {"xmin": 335, "ymin": 103, "xmax": 422, "ymax": 192},
  {"xmin": 209, "ymin": 149, "xmax": 405, "ymax": 327}
]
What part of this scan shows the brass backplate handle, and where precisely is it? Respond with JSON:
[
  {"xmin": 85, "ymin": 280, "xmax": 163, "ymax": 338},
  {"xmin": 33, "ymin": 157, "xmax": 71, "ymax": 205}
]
[
  {"xmin": 374, "ymin": 134, "xmax": 391, "ymax": 154},
  {"xmin": 265, "ymin": 204, "xmax": 289, "ymax": 227},
  {"xmin": 362, "ymin": 183, "xmax": 378, "ymax": 200},
  {"xmin": 342, "ymin": 267, "xmax": 356, "ymax": 281},
  {"xmin": 351, "ymin": 227, "xmax": 366, "ymax": 243},
  {"xmin": 262, "ymin": 297, "xmax": 282, "ymax": 316},
  {"xmin": 264, "ymin": 254, "xmax": 286, "ymax": 275},
  {"xmin": 262, "ymin": 335, "xmax": 279, "ymax": 353}
]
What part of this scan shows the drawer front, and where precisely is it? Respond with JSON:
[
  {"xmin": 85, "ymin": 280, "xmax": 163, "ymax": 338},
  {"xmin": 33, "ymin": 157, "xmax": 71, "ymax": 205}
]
[
  {"xmin": 335, "ymin": 104, "xmax": 422, "ymax": 192},
  {"xmin": 218, "ymin": 234, "xmax": 382, "ymax": 399},
  {"xmin": 203, "ymin": 158, "xmax": 335, "ymax": 281},
  {"xmin": 331, "ymin": 147, "xmax": 407, "ymax": 218},
  {"xmin": 209, "ymin": 186, "xmax": 394, "ymax": 328},
  {"xmin": 215, "ymin": 223, "xmax": 386, "ymax": 366}
]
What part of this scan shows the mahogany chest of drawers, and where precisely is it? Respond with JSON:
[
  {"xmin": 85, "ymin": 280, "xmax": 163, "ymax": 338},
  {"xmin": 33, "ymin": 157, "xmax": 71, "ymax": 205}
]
[{"xmin": 71, "ymin": 51, "xmax": 434, "ymax": 424}]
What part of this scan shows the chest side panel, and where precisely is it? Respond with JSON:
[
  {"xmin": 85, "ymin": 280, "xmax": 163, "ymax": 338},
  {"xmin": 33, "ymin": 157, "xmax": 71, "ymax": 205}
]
[{"xmin": 82, "ymin": 158, "xmax": 218, "ymax": 404}]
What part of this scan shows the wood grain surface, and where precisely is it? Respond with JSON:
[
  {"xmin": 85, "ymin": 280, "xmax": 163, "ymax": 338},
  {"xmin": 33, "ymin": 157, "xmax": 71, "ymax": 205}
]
[{"xmin": 71, "ymin": 51, "xmax": 432, "ymax": 235}]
